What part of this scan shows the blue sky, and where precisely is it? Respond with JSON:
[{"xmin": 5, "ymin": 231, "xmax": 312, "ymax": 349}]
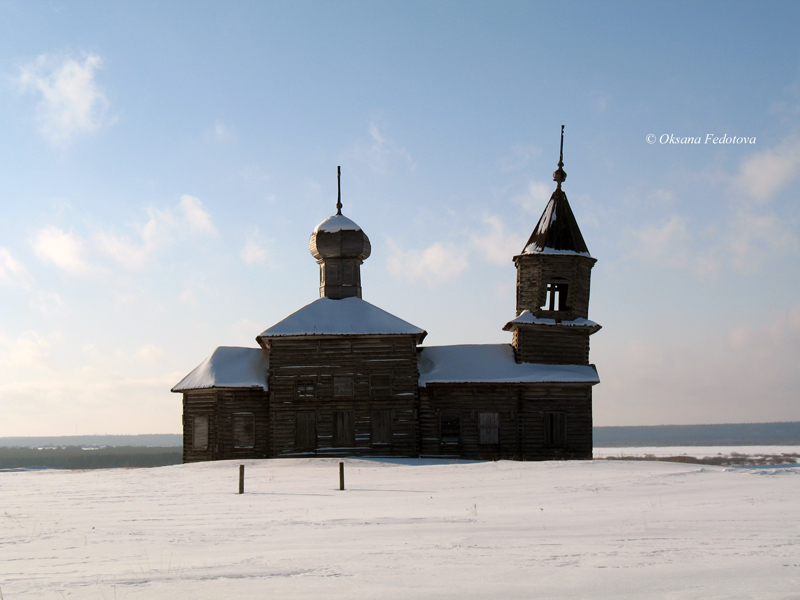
[{"xmin": 1, "ymin": 1, "xmax": 799, "ymax": 436}]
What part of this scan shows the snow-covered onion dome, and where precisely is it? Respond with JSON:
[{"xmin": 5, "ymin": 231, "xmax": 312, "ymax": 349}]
[
  {"xmin": 308, "ymin": 167, "xmax": 371, "ymax": 299},
  {"xmin": 308, "ymin": 213, "xmax": 371, "ymax": 261}
]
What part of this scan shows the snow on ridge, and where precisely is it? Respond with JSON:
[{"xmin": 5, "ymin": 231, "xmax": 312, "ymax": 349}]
[
  {"xmin": 521, "ymin": 244, "xmax": 592, "ymax": 256},
  {"xmin": 259, "ymin": 296, "xmax": 426, "ymax": 340},
  {"xmin": 172, "ymin": 346, "xmax": 268, "ymax": 392},
  {"xmin": 313, "ymin": 214, "xmax": 362, "ymax": 233},
  {"xmin": 418, "ymin": 343, "xmax": 599, "ymax": 385},
  {"xmin": 505, "ymin": 310, "xmax": 599, "ymax": 328}
]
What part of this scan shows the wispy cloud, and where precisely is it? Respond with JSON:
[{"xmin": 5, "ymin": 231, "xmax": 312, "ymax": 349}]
[
  {"xmin": 205, "ymin": 121, "xmax": 236, "ymax": 143},
  {"xmin": 15, "ymin": 52, "xmax": 111, "ymax": 145},
  {"xmin": 0, "ymin": 248, "xmax": 32, "ymax": 287},
  {"xmin": 470, "ymin": 215, "xmax": 526, "ymax": 264},
  {"xmin": 735, "ymin": 137, "xmax": 800, "ymax": 203},
  {"xmin": 512, "ymin": 179, "xmax": 553, "ymax": 214},
  {"xmin": 387, "ymin": 240, "xmax": 469, "ymax": 282},
  {"xmin": 630, "ymin": 215, "xmax": 719, "ymax": 277},
  {"xmin": 345, "ymin": 120, "xmax": 416, "ymax": 175},
  {"xmin": 179, "ymin": 195, "xmax": 216, "ymax": 234},
  {"xmin": 97, "ymin": 196, "xmax": 216, "ymax": 270},
  {"xmin": 241, "ymin": 238, "xmax": 271, "ymax": 264},
  {"xmin": 31, "ymin": 226, "xmax": 91, "ymax": 274}
]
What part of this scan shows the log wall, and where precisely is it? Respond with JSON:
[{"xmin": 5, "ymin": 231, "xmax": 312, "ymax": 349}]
[
  {"xmin": 514, "ymin": 253, "xmax": 595, "ymax": 320},
  {"xmin": 419, "ymin": 382, "xmax": 593, "ymax": 460},
  {"xmin": 267, "ymin": 334, "xmax": 420, "ymax": 457},
  {"xmin": 513, "ymin": 327, "xmax": 591, "ymax": 365},
  {"xmin": 182, "ymin": 389, "xmax": 270, "ymax": 463}
]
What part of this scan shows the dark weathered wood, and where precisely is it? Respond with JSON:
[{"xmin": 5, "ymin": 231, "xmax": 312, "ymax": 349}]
[{"xmin": 239, "ymin": 464, "xmax": 244, "ymax": 494}]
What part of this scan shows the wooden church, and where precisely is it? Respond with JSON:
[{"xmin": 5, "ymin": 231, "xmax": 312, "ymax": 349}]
[{"xmin": 172, "ymin": 128, "xmax": 601, "ymax": 462}]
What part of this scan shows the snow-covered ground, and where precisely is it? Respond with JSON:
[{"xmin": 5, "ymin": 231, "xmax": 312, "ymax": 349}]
[{"xmin": 2, "ymin": 458, "xmax": 799, "ymax": 599}]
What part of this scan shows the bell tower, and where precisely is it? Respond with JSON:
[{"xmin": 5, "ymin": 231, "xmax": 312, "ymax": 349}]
[
  {"xmin": 504, "ymin": 127, "xmax": 601, "ymax": 364},
  {"xmin": 308, "ymin": 167, "xmax": 371, "ymax": 299}
]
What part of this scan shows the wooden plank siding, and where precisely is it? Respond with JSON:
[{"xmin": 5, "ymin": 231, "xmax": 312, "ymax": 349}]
[
  {"xmin": 266, "ymin": 334, "xmax": 420, "ymax": 457},
  {"xmin": 182, "ymin": 389, "xmax": 270, "ymax": 462},
  {"xmin": 419, "ymin": 383, "xmax": 593, "ymax": 460},
  {"xmin": 513, "ymin": 327, "xmax": 592, "ymax": 365}
]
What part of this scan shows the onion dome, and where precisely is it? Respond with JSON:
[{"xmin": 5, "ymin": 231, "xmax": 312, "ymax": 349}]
[{"xmin": 309, "ymin": 213, "xmax": 371, "ymax": 261}]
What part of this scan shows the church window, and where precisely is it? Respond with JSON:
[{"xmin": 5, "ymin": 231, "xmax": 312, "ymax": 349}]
[
  {"xmin": 232, "ymin": 412, "xmax": 255, "ymax": 448},
  {"xmin": 542, "ymin": 282, "xmax": 569, "ymax": 311},
  {"xmin": 192, "ymin": 415, "xmax": 209, "ymax": 450},
  {"xmin": 333, "ymin": 375, "xmax": 354, "ymax": 397},
  {"xmin": 296, "ymin": 378, "xmax": 315, "ymax": 398},
  {"xmin": 478, "ymin": 412, "xmax": 499, "ymax": 445},
  {"xmin": 342, "ymin": 263, "xmax": 355, "ymax": 283}
]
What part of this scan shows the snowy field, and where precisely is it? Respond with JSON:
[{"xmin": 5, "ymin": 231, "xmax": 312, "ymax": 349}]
[{"xmin": 2, "ymin": 458, "xmax": 799, "ymax": 600}]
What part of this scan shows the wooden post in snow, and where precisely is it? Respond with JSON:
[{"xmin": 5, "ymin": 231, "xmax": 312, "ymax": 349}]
[
  {"xmin": 239, "ymin": 464, "xmax": 245, "ymax": 494},
  {"xmin": 339, "ymin": 462, "xmax": 345, "ymax": 491}
]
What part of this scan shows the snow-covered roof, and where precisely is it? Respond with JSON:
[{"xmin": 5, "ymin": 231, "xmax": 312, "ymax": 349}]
[
  {"xmin": 417, "ymin": 344, "xmax": 599, "ymax": 386},
  {"xmin": 313, "ymin": 214, "xmax": 362, "ymax": 234},
  {"xmin": 503, "ymin": 310, "xmax": 601, "ymax": 331},
  {"xmin": 258, "ymin": 296, "xmax": 427, "ymax": 342},
  {"xmin": 171, "ymin": 346, "xmax": 269, "ymax": 392}
]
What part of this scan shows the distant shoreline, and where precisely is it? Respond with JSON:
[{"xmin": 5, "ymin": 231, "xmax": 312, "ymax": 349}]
[{"xmin": 2, "ymin": 422, "xmax": 799, "ymax": 449}]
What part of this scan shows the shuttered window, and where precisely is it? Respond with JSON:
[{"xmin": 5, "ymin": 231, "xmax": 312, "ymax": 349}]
[
  {"xmin": 371, "ymin": 409, "xmax": 393, "ymax": 445},
  {"xmin": 333, "ymin": 376, "xmax": 354, "ymax": 397},
  {"xmin": 545, "ymin": 412, "xmax": 567, "ymax": 446},
  {"xmin": 232, "ymin": 412, "xmax": 255, "ymax": 449},
  {"xmin": 192, "ymin": 415, "xmax": 209, "ymax": 450},
  {"xmin": 478, "ymin": 412, "xmax": 499, "ymax": 445},
  {"xmin": 333, "ymin": 410, "xmax": 355, "ymax": 446},
  {"xmin": 295, "ymin": 412, "xmax": 317, "ymax": 449}
]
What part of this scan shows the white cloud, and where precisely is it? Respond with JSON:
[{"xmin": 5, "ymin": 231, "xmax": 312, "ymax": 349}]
[
  {"xmin": 241, "ymin": 238, "xmax": 270, "ymax": 264},
  {"xmin": 0, "ymin": 248, "xmax": 32, "ymax": 287},
  {"xmin": 387, "ymin": 240, "xmax": 469, "ymax": 282},
  {"xmin": 30, "ymin": 292, "xmax": 64, "ymax": 318},
  {"xmin": 470, "ymin": 215, "xmax": 526, "ymax": 264},
  {"xmin": 180, "ymin": 195, "xmax": 216, "ymax": 234},
  {"xmin": 95, "ymin": 197, "xmax": 216, "ymax": 270},
  {"xmin": 630, "ymin": 215, "xmax": 719, "ymax": 277},
  {"xmin": 735, "ymin": 137, "xmax": 800, "ymax": 203},
  {"xmin": 727, "ymin": 206, "xmax": 799, "ymax": 272},
  {"xmin": 15, "ymin": 52, "xmax": 110, "ymax": 144},
  {"xmin": 31, "ymin": 226, "xmax": 90, "ymax": 274},
  {"xmin": 512, "ymin": 179, "xmax": 553, "ymax": 214},
  {"xmin": 0, "ymin": 330, "xmax": 51, "ymax": 372},
  {"xmin": 135, "ymin": 344, "xmax": 165, "ymax": 364}
]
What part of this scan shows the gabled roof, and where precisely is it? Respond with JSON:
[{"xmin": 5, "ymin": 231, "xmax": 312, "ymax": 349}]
[
  {"xmin": 257, "ymin": 296, "xmax": 427, "ymax": 343},
  {"xmin": 520, "ymin": 188, "xmax": 591, "ymax": 256},
  {"xmin": 418, "ymin": 343, "xmax": 599, "ymax": 386},
  {"xmin": 171, "ymin": 346, "xmax": 268, "ymax": 392},
  {"xmin": 503, "ymin": 310, "xmax": 601, "ymax": 333}
]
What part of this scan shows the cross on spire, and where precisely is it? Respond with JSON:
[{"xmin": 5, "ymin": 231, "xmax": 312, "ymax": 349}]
[
  {"xmin": 336, "ymin": 166, "xmax": 342, "ymax": 215},
  {"xmin": 553, "ymin": 125, "xmax": 567, "ymax": 188}
]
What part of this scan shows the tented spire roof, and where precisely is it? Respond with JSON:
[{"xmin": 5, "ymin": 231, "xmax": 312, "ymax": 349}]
[{"xmin": 520, "ymin": 126, "xmax": 591, "ymax": 257}]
